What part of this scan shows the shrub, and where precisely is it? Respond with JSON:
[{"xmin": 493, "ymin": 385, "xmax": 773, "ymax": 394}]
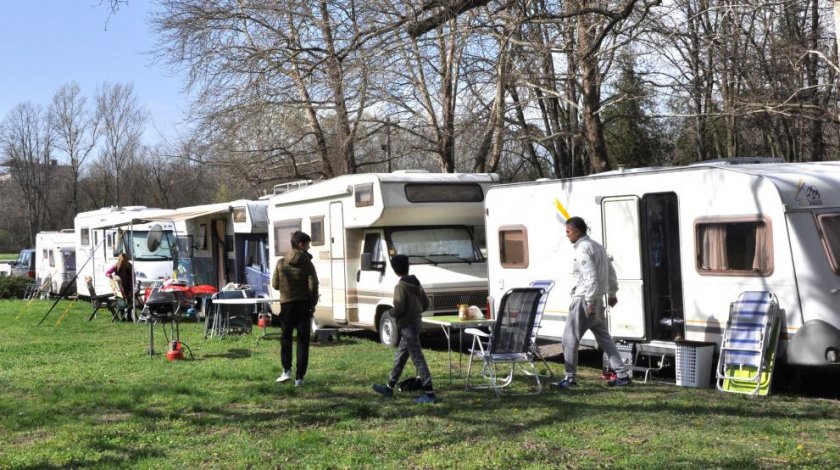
[{"xmin": 0, "ymin": 276, "xmax": 33, "ymax": 299}]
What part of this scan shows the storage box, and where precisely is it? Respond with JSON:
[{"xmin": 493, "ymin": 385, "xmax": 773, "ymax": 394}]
[{"xmin": 675, "ymin": 341, "xmax": 715, "ymax": 388}]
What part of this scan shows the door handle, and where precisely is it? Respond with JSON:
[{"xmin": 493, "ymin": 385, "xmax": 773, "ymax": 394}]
[{"xmin": 356, "ymin": 270, "xmax": 361, "ymax": 282}]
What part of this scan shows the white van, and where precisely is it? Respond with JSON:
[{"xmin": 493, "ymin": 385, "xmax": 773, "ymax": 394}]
[
  {"xmin": 268, "ymin": 171, "xmax": 498, "ymax": 346},
  {"xmin": 35, "ymin": 230, "xmax": 76, "ymax": 296},
  {"xmin": 485, "ymin": 160, "xmax": 840, "ymax": 372}
]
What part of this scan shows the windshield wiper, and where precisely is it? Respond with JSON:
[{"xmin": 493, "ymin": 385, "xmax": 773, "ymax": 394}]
[
  {"xmin": 428, "ymin": 254, "xmax": 472, "ymax": 265},
  {"xmin": 407, "ymin": 254, "xmax": 436, "ymax": 265}
]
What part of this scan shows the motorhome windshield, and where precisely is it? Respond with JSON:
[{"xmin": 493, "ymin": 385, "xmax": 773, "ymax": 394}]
[
  {"xmin": 129, "ymin": 230, "xmax": 175, "ymax": 261},
  {"xmin": 387, "ymin": 227, "xmax": 484, "ymax": 264}
]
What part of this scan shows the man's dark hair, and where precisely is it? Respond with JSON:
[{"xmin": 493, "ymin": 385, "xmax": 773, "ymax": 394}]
[
  {"xmin": 291, "ymin": 231, "xmax": 311, "ymax": 248},
  {"xmin": 391, "ymin": 254, "xmax": 409, "ymax": 276},
  {"xmin": 566, "ymin": 216, "xmax": 588, "ymax": 234}
]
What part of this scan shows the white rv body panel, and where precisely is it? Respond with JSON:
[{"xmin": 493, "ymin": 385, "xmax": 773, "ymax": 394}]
[
  {"xmin": 74, "ymin": 206, "xmax": 177, "ymax": 297},
  {"xmin": 486, "ymin": 162, "xmax": 840, "ymax": 370},
  {"xmin": 35, "ymin": 230, "xmax": 76, "ymax": 295},
  {"xmin": 268, "ymin": 172, "xmax": 498, "ymax": 340}
]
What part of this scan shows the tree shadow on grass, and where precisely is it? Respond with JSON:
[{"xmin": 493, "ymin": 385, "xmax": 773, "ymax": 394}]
[{"xmin": 201, "ymin": 348, "xmax": 252, "ymax": 359}]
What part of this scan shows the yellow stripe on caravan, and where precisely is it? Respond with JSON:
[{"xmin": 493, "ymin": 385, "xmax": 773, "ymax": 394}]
[{"xmin": 554, "ymin": 197, "xmax": 570, "ymax": 221}]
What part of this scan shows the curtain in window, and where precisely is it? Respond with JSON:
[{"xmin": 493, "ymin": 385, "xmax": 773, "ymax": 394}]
[
  {"xmin": 701, "ymin": 225, "xmax": 728, "ymax": 270},
  {"xmin": 752, "ymin": 224, "xmax": 767, "ymax": 272}
]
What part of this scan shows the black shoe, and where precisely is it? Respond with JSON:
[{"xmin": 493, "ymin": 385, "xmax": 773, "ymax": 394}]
[
  {"xmin": 607, "ymin": 376, "xmax": 632, "ymax": 387},
  {"xmin": 372, "ymin": 384, "xmax": 394, "ymax": 398}
]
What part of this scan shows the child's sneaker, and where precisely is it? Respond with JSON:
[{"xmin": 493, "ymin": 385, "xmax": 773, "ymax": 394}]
[
  {"xmin": 607, "ymin": 375, "xmax": 632, "ymax": 387},
  {"xmin": 294, "ymin": 379, "xmax": 304, "ymax": 388},
  {"xmin": 372, "ymin": 384, "xmax": 394, "ymax": 398},
  {"xmin": 414, "ymin": 392, "xmax": 437, "ymax": 404}
]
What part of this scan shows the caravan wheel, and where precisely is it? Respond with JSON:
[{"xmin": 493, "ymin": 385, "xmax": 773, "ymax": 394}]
[{"xmin": 379, "ymin": 312, "xmax": 399, "ymax": 348}]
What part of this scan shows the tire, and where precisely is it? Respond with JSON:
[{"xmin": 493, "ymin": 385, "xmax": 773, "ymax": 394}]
[{"xmin": 379, "ymin": 311, "xmax": 399, "ymax": 348}]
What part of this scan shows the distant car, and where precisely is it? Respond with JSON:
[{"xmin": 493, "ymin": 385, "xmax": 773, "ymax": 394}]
[{"xmin": 10, "ymin": 249, "xmax": 36, "ymax": 279}]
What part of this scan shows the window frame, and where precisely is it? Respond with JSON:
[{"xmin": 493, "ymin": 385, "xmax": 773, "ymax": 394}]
[
  {"xmin": 694, "ymin": 216, "xmax": 774, "ymax": 277},
  {"xmin": 273, "ymin": 219, "xmax": 302, "ymax": 256},
  {"xmin": 498, "ymin": 225, "xmax": 529, "ymax": 269},
  {"xmin": 310, "ymin": 216, "xmax": 325, "ymax": 246},
  {"xmin": 816, "ymin": 212, "xmax": 840, "ymax": 274}
]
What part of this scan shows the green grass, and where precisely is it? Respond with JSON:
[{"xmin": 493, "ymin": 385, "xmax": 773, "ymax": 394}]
[
  {"xmin": 1, "ymin": 299, "xmax": 839, "ymax": 469},
  {"xmin": 0, "ymin": 253, "xmax": 16, "ymax": 261}
]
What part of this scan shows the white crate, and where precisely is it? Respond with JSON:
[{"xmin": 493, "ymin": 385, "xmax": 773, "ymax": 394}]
[{"xmin": 675, "ymin": 341, "xmax": 715, "ymax": 388}]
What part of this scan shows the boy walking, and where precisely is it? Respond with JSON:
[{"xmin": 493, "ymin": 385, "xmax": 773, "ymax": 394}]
[{"xmin": 372, "ymin": 255, "xmax": 437, "ymax": 404}]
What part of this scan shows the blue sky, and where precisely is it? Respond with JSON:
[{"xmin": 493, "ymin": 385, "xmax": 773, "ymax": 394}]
[{"xmin": 0, "ymin": 1, "xmax": 189, "ymax": 144}]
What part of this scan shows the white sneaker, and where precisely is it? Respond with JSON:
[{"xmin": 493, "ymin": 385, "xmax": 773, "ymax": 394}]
[
  {"xmin": 294, "ymin": 379, "xmax": 304, "ymax": 388},
  {"xmin": 276, "ymin": 370, "xmax": 292, "ymax": 383}
]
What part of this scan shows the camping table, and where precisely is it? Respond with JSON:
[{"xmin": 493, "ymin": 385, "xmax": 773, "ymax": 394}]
[
  {"xmin": 208, "ymin": 297, "xmax": 281, "ymax": 338},
  {"xmin": 423, "ymin": 316, "xmax": 494, "ymax": 384}
]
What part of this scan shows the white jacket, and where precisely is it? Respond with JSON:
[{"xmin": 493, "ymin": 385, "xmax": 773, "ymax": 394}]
[{"xmin": 571, "ymin": 235, "xmax": 618, "ymax": 304}]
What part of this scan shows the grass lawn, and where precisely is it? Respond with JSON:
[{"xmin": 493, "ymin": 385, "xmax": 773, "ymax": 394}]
[
  {"xmin": 0, "ymin": 253, "xmax": 17, "ymax": 261},
  {"xmin": 1, "ymin": 299, "xmax": 839, "ymax": 469}
]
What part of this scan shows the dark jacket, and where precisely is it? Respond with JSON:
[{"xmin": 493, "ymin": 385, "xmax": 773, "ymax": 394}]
[
  {"xmin": 391, "ymin": 274, "xmax": 429, "ymax": 329},
  {"xmin": 271, "ymin": 249, "xmax": 319, "ymax": 308}
]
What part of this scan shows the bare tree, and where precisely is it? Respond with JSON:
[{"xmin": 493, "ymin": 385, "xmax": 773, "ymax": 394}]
[
  {"xmin": 50, "ymin": 82, "xmax": 100, "ymax": 216},
  {"xmin": 95, "ymin": 82, "xmax": 147, "ymax": 206},
  {"xmin": 0, "ymin": 103, "xmax": 55, "ymax": 245}
]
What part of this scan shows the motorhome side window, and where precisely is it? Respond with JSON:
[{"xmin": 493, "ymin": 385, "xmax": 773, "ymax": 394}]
[
  {"xmin": 274, "ymin": 221, "xmax": 302, "ymax": 256},
  {"xmin": 232, "ymin": 207, "xmax": 247, "ymax": 223},
  {"xmin": 816, "ymin": 213, "xmax": 840, "ymax": 274},
  {"xmin": 499, "ymin": 226, "xmax": 528, "ymax": 268},
  {"xmin": 362, "ymin": 233, "xmax": 384, "ymax": 261},
  {"xmin": 48, "ymin": 250, "xmax": 55, "ymax": 268},
  {"xmin": 80, "ymin": 228, "xmax": 90, "ymax": 246},
  {"xmin": 696, "ymin": 218, "xmax": 772, "ymax": 275},
  {"xmin": 404, "ymin": 183, "xmax": 484, "ymax": 202},
  {"xmin": 310, "ymin": 217, "xmax": 325, "ymax": 246},
  {"xmin": 355, "ymin": 183, "xmax": 374, "ymax": 207}
]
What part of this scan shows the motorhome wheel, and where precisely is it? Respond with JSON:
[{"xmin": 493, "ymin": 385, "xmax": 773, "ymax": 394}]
[{"xmin": 378, "ymin": 312, "xmax": 399, "ymax": 348}]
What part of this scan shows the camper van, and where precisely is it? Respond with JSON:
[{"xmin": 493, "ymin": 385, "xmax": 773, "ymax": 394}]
[
  {"xmin": 485, "ymin": 160, "xmax": 840, "ymax": 372},
  {"xmin": 147, "ymin": 200, "xmax": 271, "ymax": 296},
  {"xmin": 74, "ymin": 206, "xmax": 177, "ymax": 298},
  {"xmin": 268, "ymin": 171, "xmax": 499, "ymax": 346},
  {"xmin": 35, "ymin": 230, "xmax": 76, "ymax": 296}
]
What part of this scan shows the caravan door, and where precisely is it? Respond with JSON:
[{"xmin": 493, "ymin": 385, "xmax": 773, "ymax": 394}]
[
  {"xmin": 602, "ymin": 196, "xmax": 646, "ymax": 339},
  {"xmin": 329, "ymin": 202, "xmax": 347, "ymax": 323}
]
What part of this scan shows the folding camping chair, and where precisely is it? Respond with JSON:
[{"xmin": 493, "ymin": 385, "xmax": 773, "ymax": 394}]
[
  {"xmin": 86, "ymin": 276, "xmax": 118, "ymax": 322},
  {"xmin": 465, "ymin": 287, "xmax": 548, "ymax": 396},
  {"xmin": 716, "ymin": 291, "xmax": 781, "ymax": 396},
  {"xmin": 109, "ymin": 275, "xmax": 133, "ymax": 322}
]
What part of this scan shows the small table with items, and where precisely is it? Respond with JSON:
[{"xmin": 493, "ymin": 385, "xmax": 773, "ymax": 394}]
[
  {"xmin": 423, "ymin": 315, "xmax": 495, "ymax": 384},
  {"xmin": 207, "ymin": 297, "xmax": 281, "ymax": 339}
]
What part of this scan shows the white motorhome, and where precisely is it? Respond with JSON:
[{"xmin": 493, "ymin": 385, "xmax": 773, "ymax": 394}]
[
  {"xmin": 485, "ymin": 161, "xmax": 840, "ymax": 372},
  {"xmin": 146, "ymin": 200, "xmax": 271, "ymax": 295},
  {"xmin": 35, "ymin": 230, "xmax": 76, "ymax": 296},
  {"xmin": 268, "ymin": 171, "xmax": 499, "ymax": 345},
  {"xmin": 74, "ymin": 206, "xmax": 177, "ymax": 297}
]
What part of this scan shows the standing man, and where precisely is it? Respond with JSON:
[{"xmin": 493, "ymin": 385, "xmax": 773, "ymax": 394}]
[
  {"xmin": 553, "ymin": 216, "xmax": 631, "ymax": 389},
  {"xmin": 272, "ymin": 231, "xmax": 319, "ymax": 388}
]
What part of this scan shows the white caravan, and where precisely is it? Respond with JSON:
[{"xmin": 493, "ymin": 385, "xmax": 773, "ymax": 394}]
[
  {"xmin": 485, "ymin": 161, "xmax": 840, "ymax": 372},
  {"xmin": 144, "ymin": 200, "xmax": 271, "ymax": 296},
  {"xmin": 268, "ymin": 171, "xmax": 499, "ymax": 346},
  {"xmin": 35, "ymin": 230, "xmax": 76, "ymax": 296},
  {"xmin": 74, "ymin": 206, "xmax": 177, "ymax": 298}
]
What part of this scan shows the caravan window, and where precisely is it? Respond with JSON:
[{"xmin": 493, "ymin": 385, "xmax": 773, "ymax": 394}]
[
  {"xmin": 63, "ymin": 250, "xmax": 76, "ymax": 271},
  {"xmin": 498, "ymin": 226, "xmax": 528, "ymax": 268},
  {"xmin": 80, "ymin": 228, "xmax": 90, "ymax": 246},
  {"xmin": 695, "ymin": 217, "xmax": 772, "ymax": 275},
  {"xmin": 48, "ymin": 250, "xmax": 55, "ymax": 268},
  {"xmin": 274, "ymin": 220, "xmax": 302, "ymax": 256},
  {"xmin": 232, "ymin": 207, "xmax": 247, "ymax": 223},
  {"xmin": 355, "ymin": 183, "xmax": 374, "ymax": 207},
  {"xmin": 363, "ymin": 233, "xmax": 385, "ymax": 262},
  {"xmin": 816, "ymin": 213, "xmax": 840, "ymax": 274},
  {"xmin": 404, "ymin": 183, "xmax": 484, "ymax": 203},
  {"xmin": 310, "ymin": 216, "xmax": 325, "ymax": 246}
]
